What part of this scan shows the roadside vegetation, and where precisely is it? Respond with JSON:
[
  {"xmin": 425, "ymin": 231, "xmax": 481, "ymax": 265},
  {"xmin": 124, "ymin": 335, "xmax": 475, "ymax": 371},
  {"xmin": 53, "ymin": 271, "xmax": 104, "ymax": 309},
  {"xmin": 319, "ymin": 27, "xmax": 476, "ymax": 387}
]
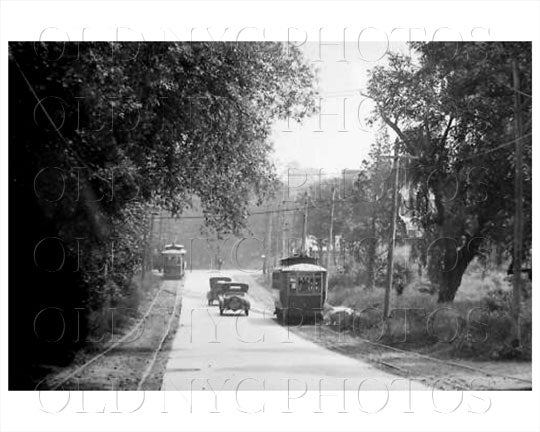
[
  {"xmin": 42, "ymin": 273, "xmax": 181, "ymax": 390},
  {"xmin": 32, "ymin": 272, "xmax": 160, "ymax": 388},
  {"xmin": 326, "ymin": 263, "xmax": 532, "ymax": 361}
]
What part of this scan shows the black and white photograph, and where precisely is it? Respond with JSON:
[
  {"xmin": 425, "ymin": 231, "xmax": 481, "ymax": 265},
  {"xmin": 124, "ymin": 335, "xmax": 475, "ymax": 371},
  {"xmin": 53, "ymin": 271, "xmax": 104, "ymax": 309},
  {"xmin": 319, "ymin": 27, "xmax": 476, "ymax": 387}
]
[{"xmin": 1, "ymin": 1, "xmax": 538, "ymax": 432}]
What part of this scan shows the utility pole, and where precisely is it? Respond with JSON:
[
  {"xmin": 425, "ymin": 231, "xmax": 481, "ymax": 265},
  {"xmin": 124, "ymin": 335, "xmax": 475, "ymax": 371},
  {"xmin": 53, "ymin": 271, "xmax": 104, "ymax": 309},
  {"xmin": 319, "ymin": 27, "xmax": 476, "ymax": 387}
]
[
  {"xmin": 326, "ymin": 186, "xmax": 336, "ymax": 270},
  {"xmin": 325, "ymin": 186, "xmax": 336, "ymax": 299},
  {"xmin": 157, "ymin": 209, "xmax": 164, "ymax": 250},
  {"xmin": 283, "ymin": 223, "xmax": 290, "ymax": 257},
  {"xmin": 512, "ymin": 59, "xmax": 524, "ymax": 335},
  {"xmin": 149, "ymin": 211, "xmax": 157, "ymax": 272},
  {"xmin": 301, "ymin": 192, "xmax": 309, "ymax": 254},
  {"xmin": 384, "ymin": 142, "xmax": 400, "ymax": 320},
  {"xmin": 273, "ymin": 203, "xmax": 280, "ymax": 267},
  {"xmin": 281, "ymin": 201, "xmax": 288, "ymax": 257},
  {"xmin": 141, "ymin": 223, "xmax": 147, "ymax": 282},
  {"xmin": 263, "ymin": 207, "xmax": 273, "ymax": 275}
]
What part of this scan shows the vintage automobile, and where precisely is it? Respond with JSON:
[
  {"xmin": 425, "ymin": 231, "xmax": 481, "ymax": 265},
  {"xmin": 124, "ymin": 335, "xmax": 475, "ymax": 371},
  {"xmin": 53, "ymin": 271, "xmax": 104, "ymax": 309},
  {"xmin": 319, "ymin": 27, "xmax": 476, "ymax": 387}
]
[
  {"xmin": 207, "ymin": 276, "xmax": 232, "ymax": 306},
  {"xmin": 272, "ymin": 253, "xmax": 327, "ymax": 325},
  {"xmin": 161, "ymin": 244, "xmax": 186, "ymax": 279},
  {"xmin": 218, "ymin": 282, "xmax": 250, "ymax": 316}
]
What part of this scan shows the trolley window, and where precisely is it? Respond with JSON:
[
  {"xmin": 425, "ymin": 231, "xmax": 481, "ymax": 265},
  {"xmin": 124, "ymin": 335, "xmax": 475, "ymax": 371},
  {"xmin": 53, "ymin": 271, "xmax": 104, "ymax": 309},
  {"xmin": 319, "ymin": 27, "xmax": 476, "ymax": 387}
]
[
  {"xmin": 288, "ymin": 275, "xmax": 297, "ymax": 292},
  {"xmin": 290, "ymin": 272, "xmax": 323, "ymax": 294}
]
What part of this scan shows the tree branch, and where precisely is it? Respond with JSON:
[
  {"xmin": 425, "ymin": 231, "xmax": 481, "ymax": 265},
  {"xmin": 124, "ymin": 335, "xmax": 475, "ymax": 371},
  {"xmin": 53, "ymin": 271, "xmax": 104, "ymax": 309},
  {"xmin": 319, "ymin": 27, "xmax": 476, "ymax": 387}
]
[
  {"xmin": 441, "ymin": 116, "xmax": 454, "ymax": 145},
  {"xmin": 381, "ymin": 114, "xmax": 407, "ymax": 144}
]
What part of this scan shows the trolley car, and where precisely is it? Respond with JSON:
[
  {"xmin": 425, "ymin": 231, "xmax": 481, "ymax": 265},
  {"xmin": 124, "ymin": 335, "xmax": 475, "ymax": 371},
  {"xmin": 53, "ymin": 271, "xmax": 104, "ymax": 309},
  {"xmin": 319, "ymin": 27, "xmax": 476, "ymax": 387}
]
[
  {"xmin": 272, "ymin": 254, "xmax": 327, "ymax": 325},
  {"xmin": 161, "ymin": 243, "xmax": 186, "ymax": 279}
]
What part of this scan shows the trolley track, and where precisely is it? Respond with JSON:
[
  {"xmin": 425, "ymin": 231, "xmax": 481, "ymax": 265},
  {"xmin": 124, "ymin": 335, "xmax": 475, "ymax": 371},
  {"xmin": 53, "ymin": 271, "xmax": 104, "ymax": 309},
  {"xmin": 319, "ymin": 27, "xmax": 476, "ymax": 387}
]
[
  {"xmin": 47, "ymin": 276, "xmax": 183, "ymax": 391},
  {"xmin": 359, "ymin": 336, "xmax": 532, "ymax": 390},
  {"xmin": 292, "ymin": 322, "xmax": 532, "ymax": 391},
  {"xmin": 137, "ymin": 278, "xmax": 182, "ymax": 390}
]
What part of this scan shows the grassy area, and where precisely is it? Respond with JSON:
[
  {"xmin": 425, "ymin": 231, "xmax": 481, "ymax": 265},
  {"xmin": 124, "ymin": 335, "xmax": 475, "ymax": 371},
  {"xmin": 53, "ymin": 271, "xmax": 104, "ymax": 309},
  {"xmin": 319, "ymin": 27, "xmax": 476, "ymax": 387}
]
[{"xmin": 326, "ymin": 266, "xmax": 532, "ymax": 361}]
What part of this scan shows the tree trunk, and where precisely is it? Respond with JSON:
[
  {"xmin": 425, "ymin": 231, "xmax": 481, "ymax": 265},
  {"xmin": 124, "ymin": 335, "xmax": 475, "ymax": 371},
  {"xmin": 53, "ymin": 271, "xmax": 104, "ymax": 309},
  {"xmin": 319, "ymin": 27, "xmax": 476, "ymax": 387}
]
[{"xmin": 436, "ymin": 243, "xmax": 477, "ymax": 303}]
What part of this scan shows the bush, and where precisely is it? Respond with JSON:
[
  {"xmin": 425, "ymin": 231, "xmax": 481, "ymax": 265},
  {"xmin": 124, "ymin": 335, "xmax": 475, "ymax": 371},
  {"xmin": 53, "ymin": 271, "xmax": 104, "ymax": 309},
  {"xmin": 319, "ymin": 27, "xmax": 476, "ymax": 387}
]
[
  {"xmin": 485, "ymin": 286, "xmax": 512, "ymax": 312},
  {"xmin": 328, "ymin": 273, "xmax": 360, "ymax": 291},
  {"xmin": 324, "ymin": 271, "xmax": 532, "ymax": 361},
  {"xmin": 86, "ymin": 273, "xmax": 157, "ymax": 344}
]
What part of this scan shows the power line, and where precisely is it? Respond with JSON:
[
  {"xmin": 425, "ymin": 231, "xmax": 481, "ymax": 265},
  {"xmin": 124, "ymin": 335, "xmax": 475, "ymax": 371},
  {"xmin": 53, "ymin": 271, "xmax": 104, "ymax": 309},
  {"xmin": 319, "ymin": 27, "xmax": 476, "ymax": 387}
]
[
  {"xmin": 460, "ymin": 133, "xmax": 531, "ymax": 162},
  {"xmin": 155, "ymin": 201, "xmax": 335, "ymax": 220},
  {"xmin": 378, "ymin": 132, "xmax": 532, "ymax": 171},
  {"xmin": 493, "ymin": 75, "xmax": 532, "ymax": 99}
]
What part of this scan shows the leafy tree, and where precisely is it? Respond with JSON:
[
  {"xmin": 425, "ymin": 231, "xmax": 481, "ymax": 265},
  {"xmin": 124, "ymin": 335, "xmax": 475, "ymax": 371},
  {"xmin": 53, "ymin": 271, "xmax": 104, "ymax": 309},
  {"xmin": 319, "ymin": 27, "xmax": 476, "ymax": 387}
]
[
  {"xmin": 347, "ymin": 136, "xmax": 395, "ymax": 289},
  {"xmin": 298, "ymin": 133, "xmax": 407, "ymax": 290},
  {"xmin": 366, "ymin": 42, "xmax": 531, "ymax": 302},
  {"xmin": 335, "ymin": 134, "xmax": 407, "ymax": 289}
]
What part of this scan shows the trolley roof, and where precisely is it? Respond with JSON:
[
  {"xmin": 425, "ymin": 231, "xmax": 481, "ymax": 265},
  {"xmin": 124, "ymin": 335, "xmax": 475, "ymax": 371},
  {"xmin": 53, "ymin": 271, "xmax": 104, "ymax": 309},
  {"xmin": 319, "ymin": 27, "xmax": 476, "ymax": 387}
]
[
  {"xmin": 278, "ymin": 263, "xmax": 327, "ymax": 272},
  {"xmin": 161, "ymin": 244, "xmax": 186, "ymax": 254},
  {"xmin": 275, "ymin": 253, "xmax": 326, "ymax": 272},
  {"xmin": 164, "ymin": 243, "xmax": 185, "ymax": 249},
  {"xmin": 279, "ymin": 254, "xmax": 318, "ymax": 267},
  {"xmin": 161, "ymin": 250, "xmax": 185, "ymax": 255}
]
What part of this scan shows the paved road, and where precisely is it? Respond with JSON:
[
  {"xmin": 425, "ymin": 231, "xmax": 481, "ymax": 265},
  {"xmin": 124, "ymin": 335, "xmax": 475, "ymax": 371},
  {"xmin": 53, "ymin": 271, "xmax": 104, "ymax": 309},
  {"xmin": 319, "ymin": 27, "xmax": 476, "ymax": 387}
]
[{"xmin": 161, "ymin": 270, "xmax": 429, "ymax": 391}]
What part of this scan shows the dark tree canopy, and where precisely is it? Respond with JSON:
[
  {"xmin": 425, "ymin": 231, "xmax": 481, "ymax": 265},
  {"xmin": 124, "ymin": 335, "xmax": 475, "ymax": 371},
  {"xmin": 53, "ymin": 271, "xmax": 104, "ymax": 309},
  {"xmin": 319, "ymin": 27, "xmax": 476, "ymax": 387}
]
[
  {"xmin": 11, "ymin": 42, "xmax": 317, "ymax": 233},
  {"xmin": 8, "ymin": 42, "xmax": 317, "ymax": 388}
]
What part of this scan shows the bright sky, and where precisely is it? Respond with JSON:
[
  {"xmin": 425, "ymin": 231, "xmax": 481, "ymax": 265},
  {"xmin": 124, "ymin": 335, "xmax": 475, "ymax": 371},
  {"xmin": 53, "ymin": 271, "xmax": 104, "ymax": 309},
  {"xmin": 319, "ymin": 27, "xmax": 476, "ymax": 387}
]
[{"xmin": 270, "ymin": 41, "xmax": 409, "ymax": 179}]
